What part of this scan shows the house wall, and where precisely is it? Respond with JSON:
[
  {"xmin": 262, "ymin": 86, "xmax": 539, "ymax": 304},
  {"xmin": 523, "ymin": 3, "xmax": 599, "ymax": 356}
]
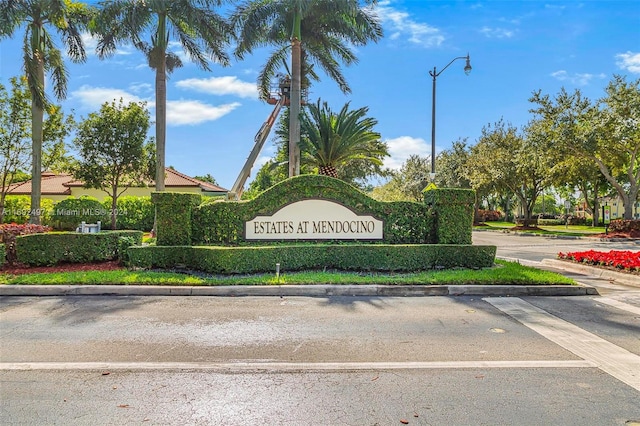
[{"xmin": 69, "ymin": 186, "xmax": 205, "ymax": 201}]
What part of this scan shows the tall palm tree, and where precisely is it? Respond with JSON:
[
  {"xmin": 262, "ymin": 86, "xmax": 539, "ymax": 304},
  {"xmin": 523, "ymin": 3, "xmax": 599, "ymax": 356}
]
[
  {"xmin": 233, "ymin": 0, "xmax": 382, "ymax": 178},
  {"xmin": 92, "ymin": 0, "xmax": 232, "ymax": 192},
  {"xmin": 300, "ymin": 99, "xmax": 386, "ymax": 179},
  {"xmin": 0, "ymin": 0, "xmax": 90, "ymax": 224}
]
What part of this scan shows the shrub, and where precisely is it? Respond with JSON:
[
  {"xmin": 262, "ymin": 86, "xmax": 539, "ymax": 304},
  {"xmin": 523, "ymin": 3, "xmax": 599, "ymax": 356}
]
[
  {"xmin": 1, "ymin": 196, "xmax": 55, "ymax": 225},
  {"xmin": 103, "ymin": 196, "xmax": 154, "ymax": 231},
  {"xmin": 0, "ymin": 243, "xmax": 5, "ymax": 267},
  {"xmin": 0, "ymin": 223, "xmax": 52, "ymax": 264},
  {"xmin": 15, "ymin": 230, "xmax": 143, "ymax": 266},
  {"xmin": 608, "ymin": 219, "xmax": 640, "ymax": 234},
  {"xmin": 127, "ymin": 244, "xmax": 496, "ymax": 274},
  {"xmin": 476, "ymin": 209, "xmax": 504, "ymax": 222},
  {"xmin": 50, "ymin": 197, "xmax": 110, "ymax": 230}
]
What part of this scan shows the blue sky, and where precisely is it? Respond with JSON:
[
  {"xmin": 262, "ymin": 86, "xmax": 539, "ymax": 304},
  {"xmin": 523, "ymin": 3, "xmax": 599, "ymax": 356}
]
[{"xmin": 1, "ymin": 0, "xmax": 639, "ymax": 190}]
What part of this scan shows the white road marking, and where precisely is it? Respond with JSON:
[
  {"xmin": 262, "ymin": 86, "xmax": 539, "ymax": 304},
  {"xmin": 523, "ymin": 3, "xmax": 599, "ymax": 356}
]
[
  {"xmin": 0, "ymin": 360, "xmax": 595, "ymax": 372},
  {"xmin": 597, "ymin": 297, "xmax": 640, "ymax": 316},
  {"xmin": 485, "ymin": 297, "xmax": 640, "ymax": 392}
]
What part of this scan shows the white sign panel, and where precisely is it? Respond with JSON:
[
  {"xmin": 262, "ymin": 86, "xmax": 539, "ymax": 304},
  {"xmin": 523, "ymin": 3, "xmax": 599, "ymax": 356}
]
[{"xmin": 246, "ymin": 199, "xmax": 383, "ymax": 240}]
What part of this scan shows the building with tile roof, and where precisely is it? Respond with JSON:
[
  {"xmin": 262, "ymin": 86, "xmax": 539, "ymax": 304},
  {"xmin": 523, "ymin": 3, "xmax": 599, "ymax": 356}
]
[{"xmin": 4, "ymin": 168, "xmax": 227, "ymax": 202}]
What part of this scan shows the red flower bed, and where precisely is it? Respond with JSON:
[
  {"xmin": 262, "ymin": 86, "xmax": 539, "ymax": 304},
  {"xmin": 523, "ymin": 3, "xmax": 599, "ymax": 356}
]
[{"xmin": 558, "ymin": 250, "xmax": 640, "ymax": 273}]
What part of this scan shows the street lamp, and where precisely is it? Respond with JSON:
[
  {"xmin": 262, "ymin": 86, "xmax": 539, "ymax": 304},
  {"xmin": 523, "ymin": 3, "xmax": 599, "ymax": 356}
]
[{"xmin": 429, "ymin": 53, "xmax": 472, "ymax": 179}]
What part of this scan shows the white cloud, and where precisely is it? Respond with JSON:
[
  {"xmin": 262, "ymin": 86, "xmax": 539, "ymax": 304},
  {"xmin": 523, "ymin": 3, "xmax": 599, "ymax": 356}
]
[
  {"xmin": 376, "ymin": 1, "xmax": 444, "ymax": 48},
  {"xmin": 383, "ymin": 136, "xmax": 430, "ymax": 170},
  {"xmin": 176, "ymin": 76, "xmax": 259, "ymax": 99},
  {"xmin": 129, "ymin": 82, "xmax": 153, "ymax": 95},
  {"xmin": 479, "ymin": 26, "xmax": 515, "ymax": 39},
  {"xmin": 70, "ymin": 85, "xmax": 151, "ymax": 111},
  {"xmin": 550, "ymin": 70, "xmax": 607, "ymax": 86},
  {"xmin": 615, "ymin": 51, "xmax": 640, "ymax": 74},
  {"xmin": 167, "ymin": 100, "xmax": 241, "ymax": 126}
]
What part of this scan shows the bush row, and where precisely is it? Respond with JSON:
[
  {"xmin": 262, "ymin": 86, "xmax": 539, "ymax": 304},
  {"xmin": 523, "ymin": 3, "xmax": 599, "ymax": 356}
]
[
  {"xmin": 1, "ymin": 195, "xmax": 154, "ymax": 231},
  {"xmin": 127, "ymin": 244, "xmax": 497, "ymax": 274},
  {"xmin": 15, "ymin": 231, "xmax": 143, "ymax": 266},
  {"xmin": 0, "ymin": 243, "xmax": 4, "ymax": 268},
  {"xmin": 475, "ymin": 209, "xmax": 504, "ymax": 222}
]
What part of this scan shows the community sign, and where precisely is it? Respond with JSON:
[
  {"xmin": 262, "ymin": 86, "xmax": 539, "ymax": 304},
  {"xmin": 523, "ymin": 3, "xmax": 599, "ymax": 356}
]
[{"xmin": 245, "ymin": 199, "xmax": 383, "ymax": 240}]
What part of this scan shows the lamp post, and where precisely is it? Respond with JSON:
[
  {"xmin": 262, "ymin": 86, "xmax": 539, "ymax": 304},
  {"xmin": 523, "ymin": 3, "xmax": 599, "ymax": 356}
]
[{"xmin": 429, "ymin": 54, "xmax": 472, "ymax": 179}]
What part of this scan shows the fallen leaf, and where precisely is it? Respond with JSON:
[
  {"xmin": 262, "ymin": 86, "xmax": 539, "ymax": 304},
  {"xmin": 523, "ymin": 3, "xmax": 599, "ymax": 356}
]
[
  {"xmin": 475, "ymin": 374, "xmax": 485, "ymax": 379},
  {"xmin": 102, "ymin": 371, "xmax": 110, "ymax": 376},
  {"xmin": 371, "ymin": 375, "xmax": 379, "ymax": 381},
  {"xmin": 413, "ymin": 412, "xmax": 419, "ymax": 417},
  {"xmin": 118, "ymin": 404, "xmax": 130, "ymax": 408},
  {"xmin": 400, "ymin": 420, "xmax": 409, "ymax": 424}
]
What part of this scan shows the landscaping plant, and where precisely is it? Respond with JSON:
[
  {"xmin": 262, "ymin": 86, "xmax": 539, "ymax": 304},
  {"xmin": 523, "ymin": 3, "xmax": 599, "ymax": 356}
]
[{"xmin": 557, "ymin": 250, "xmax": 640, "ymax": 273}]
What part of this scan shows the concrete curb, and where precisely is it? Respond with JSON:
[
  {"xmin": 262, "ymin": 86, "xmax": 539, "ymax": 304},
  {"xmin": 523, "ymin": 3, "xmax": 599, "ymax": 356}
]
[
  {"xmin": 0, "ymin": 283, "xmax": 598, "ymax": 297},
  {"xmin": 541, "ymin": 259, "xmax": 640, "ymax": 288}
]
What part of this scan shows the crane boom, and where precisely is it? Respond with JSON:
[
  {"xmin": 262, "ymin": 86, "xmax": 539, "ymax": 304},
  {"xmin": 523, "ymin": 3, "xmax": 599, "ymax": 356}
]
[{"xmin": 227, "ymin": 94, "xmax": 286, "ymax": 200}]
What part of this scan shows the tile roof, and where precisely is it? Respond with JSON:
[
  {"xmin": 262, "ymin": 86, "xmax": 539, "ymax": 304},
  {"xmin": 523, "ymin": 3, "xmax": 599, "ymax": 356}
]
[{"xmin": 5, "ymin": 168, "xmax": 227, "ymax": 195}]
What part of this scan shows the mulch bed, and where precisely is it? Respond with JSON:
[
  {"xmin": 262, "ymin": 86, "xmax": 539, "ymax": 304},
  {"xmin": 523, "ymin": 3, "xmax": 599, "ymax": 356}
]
[{"xmin": 0, "ymin": 260, "xmax": 124, "ymax": 275}]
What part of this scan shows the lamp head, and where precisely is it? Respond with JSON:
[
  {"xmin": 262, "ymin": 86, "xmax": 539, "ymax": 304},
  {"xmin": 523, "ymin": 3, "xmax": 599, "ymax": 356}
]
[{"xmin": 464, "ymin": 54, "xmax": 472, "ymax": 76}]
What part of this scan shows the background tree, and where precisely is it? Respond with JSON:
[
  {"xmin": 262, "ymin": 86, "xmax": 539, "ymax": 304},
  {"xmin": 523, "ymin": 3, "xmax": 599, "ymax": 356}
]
[
  {"xmin": 299, "ymin": 99, "xmax": 387, "ymax": 180},
  {"xmin": 233, "ymin": 0, "xmax": 383, "ymax": 177},
  {"xmin": 467, "ymin": 119, "xmax": 554, "ymax": 223},
  {"xmin": 0, "ymin": 0, "xmax": 91, "ymax": 224},
  {"xmin": 42, "ymin": 104, "xmax": 76, "ymax": 172},
  {"xmin": 434, "ymin": 138, "xmax": 471, "ymax": 189},
  {"xmin": 530, "ymin": 75, "xmax": 640, "ymax": 219},
  {"xmin": 0, "ymin": 77, "xmax": 31, "ymax": 223},
  {"xmin": 71, "ymin": 99, "xmax": 154, "ymax": 230},
  {"xmin": 193, "ymin": 174, "xmax": 219, "ymax": 185},
  {"xmin": 93, "ymin": 0, "xmax": 232, "ymax": 192}
]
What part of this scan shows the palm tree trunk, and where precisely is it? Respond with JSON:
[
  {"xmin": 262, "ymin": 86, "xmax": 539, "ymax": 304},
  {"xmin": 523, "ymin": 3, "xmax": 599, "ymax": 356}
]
[
  {"xmin": 289, "ymin": 37, "xmax": 301, "ymax": 177},
  {"xmin": 29, "ymin": 58, "xmax": 45, "ymax": 225},
  {"xmin": 155, "ymin": 65, "xmax": 166, "ymax": 192}
]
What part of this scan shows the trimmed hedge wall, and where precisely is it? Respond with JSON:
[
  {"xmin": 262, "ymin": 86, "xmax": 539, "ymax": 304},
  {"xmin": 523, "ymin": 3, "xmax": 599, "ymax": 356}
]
[
  {"xmin": 423, "ymin": 188, "xmax": 474, "ymax": 244},
  {"xmin": 16, "ymin": 231, "xmax": 143, "ymax": 266},
  {"xmin": 190, "ymin": 175, "xmax": 435, "ymax": 245},
  {"xmin": 127, "ymin": 244, "xmax": 497, "ymax": 274},
  {"xmin": 50, "ymin": 197, "xmax": 110, "ymax": 230},
  {"xmin": 153, "ymin": 192, "xmax": 202, "ymax": 246}
]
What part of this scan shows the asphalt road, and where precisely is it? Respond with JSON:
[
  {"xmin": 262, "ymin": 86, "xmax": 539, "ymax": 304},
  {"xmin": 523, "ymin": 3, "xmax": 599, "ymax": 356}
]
[{"xmin": 1, "ymin": 232, "xmax": 639, "ymax": 425}]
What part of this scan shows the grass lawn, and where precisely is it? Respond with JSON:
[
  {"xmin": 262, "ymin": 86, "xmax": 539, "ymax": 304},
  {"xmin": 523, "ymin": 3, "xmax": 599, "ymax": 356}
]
[
  {"xmin": 476, "ymin": 222, "xmax": 606, "ymax": 236},
  {"xmin": 0, "ymin": 260, "xmax": 575, "ymax": 286}
]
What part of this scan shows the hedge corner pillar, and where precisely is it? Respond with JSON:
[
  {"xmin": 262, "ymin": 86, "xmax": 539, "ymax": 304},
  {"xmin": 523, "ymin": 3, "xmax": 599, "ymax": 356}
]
[
  {"xmin": 151, "ymin": 192, "xmax": 202, "ymax": 246},
  {"xmin": 423, "ymin": 188, "xmax": 475, "ymax": 244}
]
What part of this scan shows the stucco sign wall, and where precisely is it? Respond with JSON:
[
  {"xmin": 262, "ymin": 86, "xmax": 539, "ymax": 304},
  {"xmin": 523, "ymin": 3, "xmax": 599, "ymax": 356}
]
[{"xmin": 245, "ymin": 199, "xmax": 383, "ymax": 240}]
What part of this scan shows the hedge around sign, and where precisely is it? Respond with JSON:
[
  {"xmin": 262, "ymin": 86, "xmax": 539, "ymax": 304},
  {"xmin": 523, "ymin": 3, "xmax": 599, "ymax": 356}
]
[
  {"xmin": 191, "ymin": 175, "xmax": 435, "ymax": 246},
  {"xmin": 15, "ymin": 230, "xmax": 143, "ymax": 266},
  {"xmin": 127, "ymin": 244, "xmax": 497, "ymax": 274}
]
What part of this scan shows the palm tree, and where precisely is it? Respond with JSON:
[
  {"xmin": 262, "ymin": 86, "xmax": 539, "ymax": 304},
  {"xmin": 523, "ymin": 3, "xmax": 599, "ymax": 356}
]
[
  {"xmin": 233, "ymin": 0, "xmax": 383, "ymax": 177},
  {"xmin": 0, "ymin": 0, "xmax": 91, "ymax": 224},
  {"xmin": 300, "ymin": 99, "xmax": 386, "ymax": 179},
  {"xmin": 92, "ymin": 0, "xmax": 233, "ymax": 192}
]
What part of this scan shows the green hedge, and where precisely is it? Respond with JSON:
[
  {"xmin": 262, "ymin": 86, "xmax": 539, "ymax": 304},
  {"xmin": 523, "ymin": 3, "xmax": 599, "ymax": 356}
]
[
  {"xmin": 127, "ymin": 244, "xmax": 496, "ymax": 274},
  {"xmin": 50, "ymin": 196, "xmax": 110, "ymax": 230},
  {"xmin": 0, "ymin": 243, "xmax": 4, "ymax": 267},
  {"xmin": 152, "ymin": 192, "xmax": 202, "ymax": 246},
  {"xmin": 1, "ymin": 196, "xmax": 55, "ymax": 225},
  {"xmin": 15, "ymin": 230, "xmax": 143, "ymax": 266},
  {"xmin": 103, "ymin": 196, "xmax": 154, "ymax": 231},
  {"xmin": 191, "ymin": 175, "xmax": 435, "ymax": 245},
  {"xmin": 423, "ymin": 188, "xmax": 474, "ymax": 244}
]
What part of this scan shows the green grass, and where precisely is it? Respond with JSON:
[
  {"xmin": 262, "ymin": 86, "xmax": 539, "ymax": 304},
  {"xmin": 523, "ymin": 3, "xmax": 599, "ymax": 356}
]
[
  {"xmin": 0, "ymin": 260, "xmax": 575, "ymax": 286},
  {"xmin": 477, "ymin": 222, "xmax": 605, "ymax": 236}
]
